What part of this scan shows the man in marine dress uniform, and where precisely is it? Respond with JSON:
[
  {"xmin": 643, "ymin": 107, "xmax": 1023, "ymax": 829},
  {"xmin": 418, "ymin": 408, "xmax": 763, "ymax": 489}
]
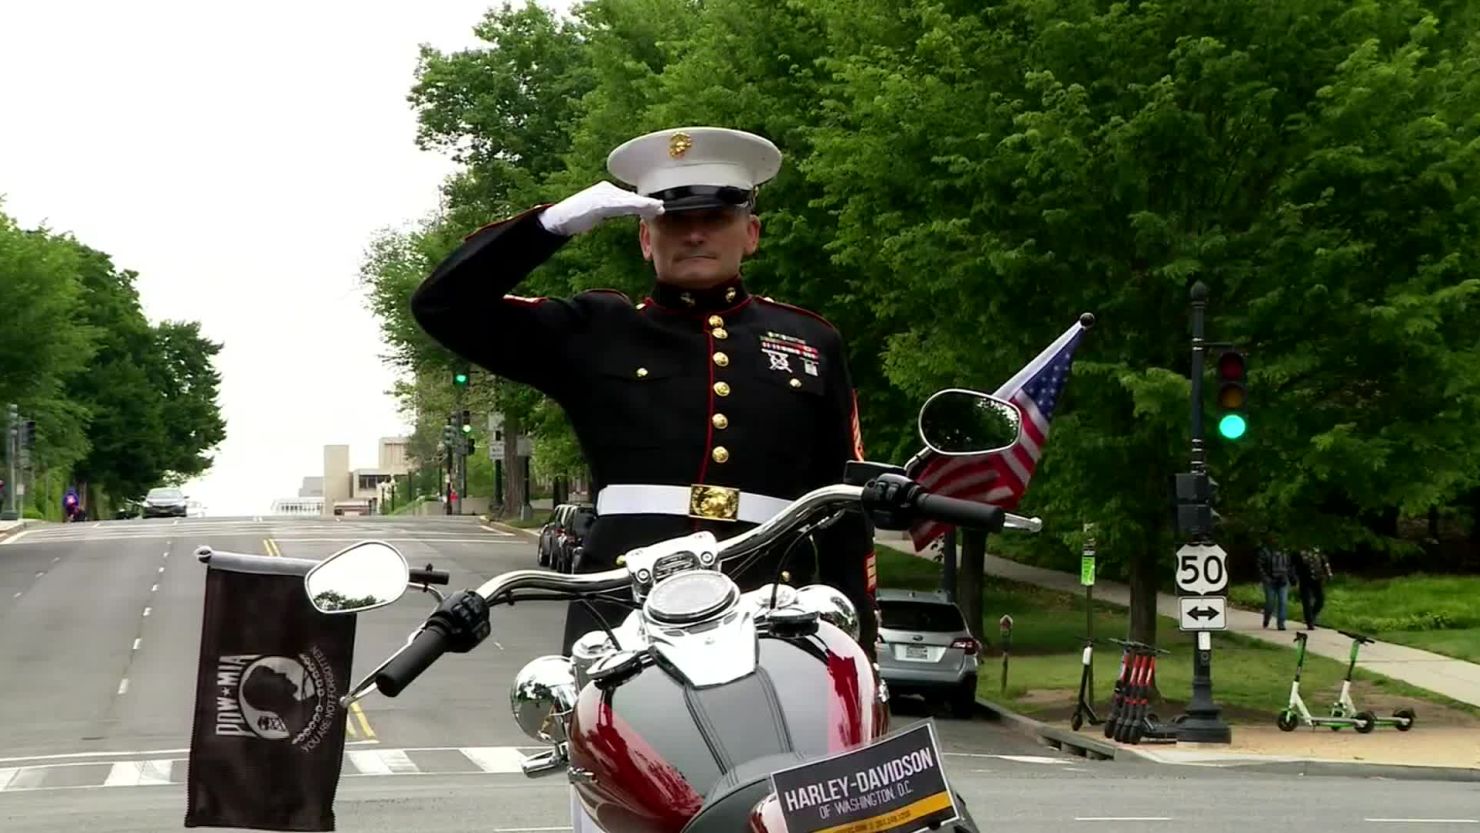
[{"xmin": 410, "ymin": 126, "xmax": 879, "ymax": 657}]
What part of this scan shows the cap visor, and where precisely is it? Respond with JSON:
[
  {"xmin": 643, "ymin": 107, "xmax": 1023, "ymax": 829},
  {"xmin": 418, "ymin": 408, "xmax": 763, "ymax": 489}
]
[{"xmin": 661, "ymin": 194, "xmax": 745, "ymax": 213}]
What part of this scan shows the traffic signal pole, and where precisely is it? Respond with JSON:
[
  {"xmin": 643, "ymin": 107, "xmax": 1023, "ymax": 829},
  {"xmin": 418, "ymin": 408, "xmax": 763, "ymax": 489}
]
[{"xmin": 1178, "ymin": 281, "xmax": 1232, "ymax": 743}]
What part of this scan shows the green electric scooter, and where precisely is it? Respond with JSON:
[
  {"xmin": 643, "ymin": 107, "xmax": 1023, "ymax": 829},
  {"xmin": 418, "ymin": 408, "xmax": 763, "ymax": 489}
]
[
  {"xmin": 1277, "ymin": 631, "xmax": 1376, "ymax": 732},
  {"xmin": 1328, "ymin": 630, "xmax": 1416, "ymax": 731}
]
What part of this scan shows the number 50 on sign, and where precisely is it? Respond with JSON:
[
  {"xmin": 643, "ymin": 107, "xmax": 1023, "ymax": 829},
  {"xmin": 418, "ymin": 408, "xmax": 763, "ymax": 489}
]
[{"xmin": 1175, "ymin": 543, "xmax": 1227, "ymax": 595}]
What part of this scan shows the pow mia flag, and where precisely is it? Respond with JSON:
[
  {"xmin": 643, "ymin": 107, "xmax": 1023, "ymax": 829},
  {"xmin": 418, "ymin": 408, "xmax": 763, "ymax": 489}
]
[{"xmin": 185, "ymin": 550, "xmax": 357, "ymax": 831}]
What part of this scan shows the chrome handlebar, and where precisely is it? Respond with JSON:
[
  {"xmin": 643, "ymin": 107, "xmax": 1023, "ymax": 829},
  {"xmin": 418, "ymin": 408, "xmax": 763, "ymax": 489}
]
[{"xmin": 469, "ymin": 483, "xmax": 1042, "ymax": 604}]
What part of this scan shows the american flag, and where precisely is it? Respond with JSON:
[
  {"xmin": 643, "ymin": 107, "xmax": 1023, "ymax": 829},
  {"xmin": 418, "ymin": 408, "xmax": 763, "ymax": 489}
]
[{"xmin": 905, "ymin": 317, "xmax": 1090, "ymax": 550}]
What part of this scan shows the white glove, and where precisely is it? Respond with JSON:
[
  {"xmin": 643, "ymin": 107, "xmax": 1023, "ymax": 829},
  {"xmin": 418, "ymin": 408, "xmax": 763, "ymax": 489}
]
[{"xmin": 539, "ymin": 181, "xmax": 665, "ymax": 236}]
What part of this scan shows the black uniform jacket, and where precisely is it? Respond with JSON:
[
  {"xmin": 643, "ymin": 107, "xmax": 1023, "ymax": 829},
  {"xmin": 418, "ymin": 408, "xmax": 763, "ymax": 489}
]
[{"xmin": 410, "ymin": 206, "xmax": 879, "ymax": 653}]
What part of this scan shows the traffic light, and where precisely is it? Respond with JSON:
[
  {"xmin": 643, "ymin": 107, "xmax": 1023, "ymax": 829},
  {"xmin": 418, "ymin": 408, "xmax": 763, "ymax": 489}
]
[
  {"xmin": 460, "ymin": 409, "xmax": 472, "ymax": 434},
  {"xmin": 20, "ymin": 420, "xmax": 35, "ymax": 448},
  {"xmin": 442, "ymin": 416, "xmax": 456, "ymax": 449},
  {"xmin": 1214, "ymin": 349, "xmax": 1247, "ymax": 440},
  {"xmin": 465, "ymin": 436, "xmax": 476, "ymax": 456},
  {"xmin": 453, "ymin": 366, "xmax": 469, "ymax": 388}
]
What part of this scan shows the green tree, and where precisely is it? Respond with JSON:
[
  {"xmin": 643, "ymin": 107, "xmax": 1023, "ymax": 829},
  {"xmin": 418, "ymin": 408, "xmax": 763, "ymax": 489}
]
[{"xmin": 805, "ymin": 0, "xmax": 1480, "ymax": 641}]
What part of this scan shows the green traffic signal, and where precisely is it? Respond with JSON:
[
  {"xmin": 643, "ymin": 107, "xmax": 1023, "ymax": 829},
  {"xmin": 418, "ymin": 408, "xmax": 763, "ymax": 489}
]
[
  {"xmin": 453, "ymin": 371, "xmax": 469, "ymax": 386},
  {"xmin": 461, "ymin": 423, "xmax": 472, "ymax": 434},
  {"xmin": 1217, "ymin": 413, "xmax": 1247, "ymax": 440}
]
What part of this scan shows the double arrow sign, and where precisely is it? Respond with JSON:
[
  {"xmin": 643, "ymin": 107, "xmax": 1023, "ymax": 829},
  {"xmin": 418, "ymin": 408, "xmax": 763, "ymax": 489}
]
[{"xmin": 1175, "ymin": 543, "xmax": 1228, "ymax": 632}]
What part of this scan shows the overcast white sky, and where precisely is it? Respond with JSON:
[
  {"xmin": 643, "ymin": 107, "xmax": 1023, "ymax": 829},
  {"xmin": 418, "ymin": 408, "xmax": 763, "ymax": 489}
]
[{"xmin": 1, "ymin": 1, "xmax": 572, "ymax": 515}]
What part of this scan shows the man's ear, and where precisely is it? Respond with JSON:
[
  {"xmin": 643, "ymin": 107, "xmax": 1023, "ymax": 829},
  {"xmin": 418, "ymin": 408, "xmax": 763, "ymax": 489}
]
[
  {"xmin": 744, "ymin": 213, "xmax": 761, "ymax": 256},
  {"xmin": 639, "ymin": 219, "xmax": 653, "ymax": 261}
]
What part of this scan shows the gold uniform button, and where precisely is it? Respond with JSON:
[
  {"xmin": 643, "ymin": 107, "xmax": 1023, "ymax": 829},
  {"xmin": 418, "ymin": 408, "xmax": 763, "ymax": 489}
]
[
  {"xmin": 712, "ymin": 327, "xmax": 728, "ymax": 340},
  {"xmin": 712, "ymin": 413, "xmax": 729, "ymax": 429},
  {"xmin": 711, "ymin": 446, "xmax": 730, "ymax": 464},
  {"xmin": 789, "ymin": 378, "xmax": 802, "ymax": 389},
  {"xmin": 707, "ymin": 315, "xmax": 724, "ymax": 327},
  {"xmin": 714, "ymin": 381, "xmax": 731, "ymax": 397},
  {"xmin": 636, "ymin": 368, "xmax": 649, "ymax": 378},
  {"xmin": 713, "ymin": 352, "xmax": 729, "ymax": 367},
  {"xmin": 637, "ymin": 302, "xmax": 647, "ymax": 310}
]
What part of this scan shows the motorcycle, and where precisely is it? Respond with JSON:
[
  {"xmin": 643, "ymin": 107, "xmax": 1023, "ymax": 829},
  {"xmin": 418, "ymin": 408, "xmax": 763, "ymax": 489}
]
[{"xmin": 302, "ymin": 389, "xmax": 1040, "ymax": 833}]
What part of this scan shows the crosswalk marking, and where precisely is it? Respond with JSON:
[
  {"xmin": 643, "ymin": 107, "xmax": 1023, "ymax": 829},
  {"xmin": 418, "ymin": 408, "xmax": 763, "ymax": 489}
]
[
  {"xmin": 0, "ymin": 746, "xmax": 1078, "ymax": 793},
  {"xmin": 347, "ymin": 749, "xmax": 419, "ymax": 776},
  {"xmin": 104, "ymin": 760, "xmax": 172, "ymax": 787},
  {"xmin": 461, "ymin": 747, "xmax": 528, "ymax": 774}
]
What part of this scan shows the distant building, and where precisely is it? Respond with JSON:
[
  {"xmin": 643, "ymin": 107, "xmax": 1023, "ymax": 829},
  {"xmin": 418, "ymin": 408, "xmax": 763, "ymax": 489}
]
[
  {"xmin": 324, "ymin": 437, "xmax": 411, "ymax": 517},
  {"xmin": 269, "ymin": 437, "xmax": 411, "ymax": 517}
]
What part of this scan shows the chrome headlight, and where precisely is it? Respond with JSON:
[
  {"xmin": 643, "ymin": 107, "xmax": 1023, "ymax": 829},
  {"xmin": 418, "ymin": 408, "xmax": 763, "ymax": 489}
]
[
  {"xmin": 792, "ymin": 584, "xmax": 859, "ymax": 642},
  {"xmin": 510, "ymin": 655, "xmax": 579, "ymax": 744}
]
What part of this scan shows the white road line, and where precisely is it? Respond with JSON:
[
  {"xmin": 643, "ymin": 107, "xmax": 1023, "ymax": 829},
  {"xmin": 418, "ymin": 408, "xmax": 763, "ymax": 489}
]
[
  {"xmin": 493, "ymin": 828, "xmax": 572, "ymax": 832},
  {"xmin": 172, "ymin": 519, "xmax": 179, "ymax": 525},
  {"xmin": 1076, "ymin": 819, "xmax": 1173, "ymax": 823},
  {"xmin": 460, "ymin": 747, "xmax": 527, "ymax": 773},
  {"xmin": 92, "ymin": 522, "xmax": 102, "ymax": 528},
  {"xmin": 52, "ymin": 556, "xmax": 60, "ymax": 562},
  {"xmin": 0, "ymin": 747, "xmax": 190, "ymax": 764},
  {"xmin": 1365, "ymin": 821, "xmax": 1478, "ymax": 825},
  {"xmin": 151, "ymin": 584, "xmax": 158, "ymax": 592},
  {"xmin": 132, "ymin": 638, "xmax": 141, "ymax": 651},
  {"xmin": 117, "ymin": 678, "xmax": 129, "ymax": 695},
  {"xmin": 34, "ymin": 571, "xmax": 44, "ymax": 578},
  {"xmin": 0, "ymin": 768, "xmax": 16, "ymax": 790},
  {"xmin": 157, "ymin": 566, "xmax": 164, "ymax": 573},
  {"xmin": 995, "ymin": 755, "xmax": 1070, "ymax": 764},
  {"xmin": 162, "ymin": 551, "xmax": 168, "ymax": 558},
  {"xmin": 143, "ymin": 607, "xmax": 151, "ymax": 617},
  {"xmin": 11, "ymin": 592, "xmax": 19, "ymax": 598}
]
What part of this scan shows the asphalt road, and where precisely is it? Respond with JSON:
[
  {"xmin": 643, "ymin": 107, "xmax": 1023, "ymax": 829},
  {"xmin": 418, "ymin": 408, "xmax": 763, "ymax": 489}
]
[{"xmin": 1, "ymin": 517, "xmax": 1475, "ymax": 832}]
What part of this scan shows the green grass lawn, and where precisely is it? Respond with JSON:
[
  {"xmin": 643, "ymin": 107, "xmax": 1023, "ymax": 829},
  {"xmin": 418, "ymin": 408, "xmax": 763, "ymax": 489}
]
[
  {"xmin": 874, "ymin": 546, "xmax": 1480, "ymax": 724},
  {"xmin": 1227, "ymin": 574, "xmax": 1480, "ymax": 663}
]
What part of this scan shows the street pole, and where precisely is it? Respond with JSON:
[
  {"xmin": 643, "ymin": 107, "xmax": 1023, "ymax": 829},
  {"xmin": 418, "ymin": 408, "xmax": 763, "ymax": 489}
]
[
  {"xmin": 1179, "ymin": 281, "xmax": 1232, "ymax": 743},
  {"xmin": 5, "ymin": 404, "xmax": 18, "ymax": 520},
  {"xmin": 940, "ymin": 528, "xmax": 958, "ymax": 602}
]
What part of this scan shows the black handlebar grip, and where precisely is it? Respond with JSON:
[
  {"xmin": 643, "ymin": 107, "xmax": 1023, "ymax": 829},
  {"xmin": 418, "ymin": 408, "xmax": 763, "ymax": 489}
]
[
  {"xmin": 409, "ymin": 568, "xmax": 451, "ymax": 586},
  {"xmin": 913, "ymin": 493, "xmax": 1006, "ymax": 532},
  {"xmin": 375, "ymin": 626, "xmax": 448, "ymax": 697}
]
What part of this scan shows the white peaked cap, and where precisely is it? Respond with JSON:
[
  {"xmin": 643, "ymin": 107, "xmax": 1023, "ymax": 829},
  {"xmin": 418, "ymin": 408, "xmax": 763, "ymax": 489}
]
[{"xmin": 607, "ymin": 127, "xmax": 783, "ymax": 196}]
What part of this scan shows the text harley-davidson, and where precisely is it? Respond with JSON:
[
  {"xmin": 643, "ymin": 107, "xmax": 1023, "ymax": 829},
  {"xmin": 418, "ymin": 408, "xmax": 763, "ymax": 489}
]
[{"xmin": 305, "ymin": 389, "xmax": 1041, "ymax": 833}]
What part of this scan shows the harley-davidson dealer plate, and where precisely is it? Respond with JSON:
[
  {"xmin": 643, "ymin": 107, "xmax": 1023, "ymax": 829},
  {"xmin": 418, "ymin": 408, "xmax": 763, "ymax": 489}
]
[{"xmin": 768, "ymin": 721, "xmax": 961, "ymax": 833}]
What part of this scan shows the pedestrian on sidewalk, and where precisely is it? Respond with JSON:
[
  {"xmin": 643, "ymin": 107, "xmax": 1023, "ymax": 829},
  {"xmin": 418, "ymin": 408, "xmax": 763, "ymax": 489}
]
[
  {"xmin": 1256, "ymin": 536, "xmax": 1293, "ymax": 630},
  {"xmin": 1294, "ymin": 546, "xmax": 1333, "ymax": 630}
]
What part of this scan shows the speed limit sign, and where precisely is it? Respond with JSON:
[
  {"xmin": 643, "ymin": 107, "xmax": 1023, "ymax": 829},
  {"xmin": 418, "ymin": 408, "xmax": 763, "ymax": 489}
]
[{"xmin": 1175, "ymin": 544, "xmax": 1228, "ymax": 595}]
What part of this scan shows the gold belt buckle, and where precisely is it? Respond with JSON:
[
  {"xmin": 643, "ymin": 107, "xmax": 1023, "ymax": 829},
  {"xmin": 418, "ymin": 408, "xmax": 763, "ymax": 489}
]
[{"xmin": 689, "ymin": 484, "xmax": 740, "ymax": 522}]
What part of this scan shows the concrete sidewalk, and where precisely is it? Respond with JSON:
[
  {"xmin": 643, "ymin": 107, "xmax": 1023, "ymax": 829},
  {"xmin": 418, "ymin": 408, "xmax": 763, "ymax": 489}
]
[{"xmin": 875, "ymin": 533, "xmax": 1480, "ymax": 709}]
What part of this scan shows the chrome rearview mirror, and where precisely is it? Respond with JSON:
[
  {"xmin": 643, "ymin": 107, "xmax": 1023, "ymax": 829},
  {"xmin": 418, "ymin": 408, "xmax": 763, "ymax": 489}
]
[
  {"xmin": 304, "ymin": 541, "xmax": 410, "ymax": 615},
  {"xmin": 918, "ymin": 389, "xmax": 1022, "ymax": 456}
]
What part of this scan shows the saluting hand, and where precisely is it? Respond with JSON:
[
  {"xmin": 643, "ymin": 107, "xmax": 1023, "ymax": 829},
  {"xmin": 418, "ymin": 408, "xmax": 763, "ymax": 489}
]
[{"xmin": 539, "ymin": 181, "xmax": 665, "ymax": 236}]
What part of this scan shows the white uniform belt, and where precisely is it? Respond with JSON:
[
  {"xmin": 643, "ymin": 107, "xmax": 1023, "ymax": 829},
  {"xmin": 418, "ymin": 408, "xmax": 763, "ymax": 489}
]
[{"xmin": 595, "ymin": 484, "xmax": 791, "ymax": 525}]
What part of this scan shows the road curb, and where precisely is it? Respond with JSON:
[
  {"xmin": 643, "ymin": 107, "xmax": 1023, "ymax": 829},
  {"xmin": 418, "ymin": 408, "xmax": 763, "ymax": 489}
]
[
  {"xmin": 970, "ymin": 697, "xmax": 1120, "ymax": 761},
  {"xmin": 970, "ymin": 697, "xmax": 1480, "ymax": 780},
  {"xmin": 482, "ymin": 518, "xmax": 539, "ymax": 539},
  {"xmin": 0, "ymin": 519, "xmax": 30, "ymax": 542}
]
